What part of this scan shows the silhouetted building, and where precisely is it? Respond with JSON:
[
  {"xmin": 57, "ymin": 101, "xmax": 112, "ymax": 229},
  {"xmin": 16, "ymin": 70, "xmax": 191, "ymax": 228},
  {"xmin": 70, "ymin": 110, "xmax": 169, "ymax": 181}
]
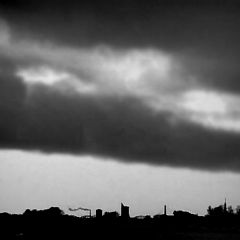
[
  {"xmin": 103, "ymin": 211, "xmax": 119, "ymax": 219},
  {"xmin": 96, "ymin": 209, "xmax": 102, "ymax": 219},
  {"xmin": 121, "ymin": 203, "xmax": 130, "ymax": 219}
]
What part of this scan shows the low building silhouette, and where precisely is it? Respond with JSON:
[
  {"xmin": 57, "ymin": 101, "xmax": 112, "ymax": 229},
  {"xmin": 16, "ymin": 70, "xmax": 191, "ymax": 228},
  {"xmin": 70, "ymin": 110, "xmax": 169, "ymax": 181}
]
[
  {"xmin": 103, "ymin": 211, "xmax": 119, "ymax": 219},
  {"xmin": 96, "ymin": 209, "xmax": 102, "ymax": 219}
]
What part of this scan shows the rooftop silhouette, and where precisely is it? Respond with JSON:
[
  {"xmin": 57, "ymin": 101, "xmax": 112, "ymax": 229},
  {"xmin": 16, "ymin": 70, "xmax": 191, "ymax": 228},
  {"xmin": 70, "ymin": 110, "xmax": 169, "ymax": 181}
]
[{"xmin": 1, "ymin": 201, "xmax": 240, "ymax": 239}]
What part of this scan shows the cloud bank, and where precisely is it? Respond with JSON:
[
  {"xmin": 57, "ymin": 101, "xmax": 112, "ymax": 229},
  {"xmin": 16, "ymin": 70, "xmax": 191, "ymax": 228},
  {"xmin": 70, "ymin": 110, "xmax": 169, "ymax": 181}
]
[{"xmin": 1, "ymin": 1, "xmax": 240, "ymax": 171}]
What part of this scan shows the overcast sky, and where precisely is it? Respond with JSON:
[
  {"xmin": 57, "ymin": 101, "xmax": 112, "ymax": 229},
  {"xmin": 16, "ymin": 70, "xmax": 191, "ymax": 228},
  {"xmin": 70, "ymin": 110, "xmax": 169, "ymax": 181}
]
[{"xmin": 0, "ymin": 0, "xmax": 240, "ymax": 216}]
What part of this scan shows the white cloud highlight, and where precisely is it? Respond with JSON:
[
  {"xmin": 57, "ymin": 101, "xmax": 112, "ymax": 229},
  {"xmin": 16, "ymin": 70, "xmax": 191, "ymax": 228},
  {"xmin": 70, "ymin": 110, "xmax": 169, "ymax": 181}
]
[
  {"xmin": 181, "ymin": 90, "xmax": 227, "ymax": 115},
  {"xmin": 179, "ymin": 90, "xmax": 240, "ymax": 132},
  {"xmin": 17, "ymin": 66, "xmax": 70, "ymax": 86},
  {"xmin": 2, "ymin": 19, "xmax": 240, "ymax": 133}
]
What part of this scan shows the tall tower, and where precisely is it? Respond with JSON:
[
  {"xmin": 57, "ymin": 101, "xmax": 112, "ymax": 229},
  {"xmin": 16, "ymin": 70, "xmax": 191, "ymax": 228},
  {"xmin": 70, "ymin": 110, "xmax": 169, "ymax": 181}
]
[
  {"xmin": 121, "ymin": 203, "xmax": 130, "ymax": 219},
  {"xmin": 224, "ymin": 198, "xmax": 227, "ymax": 213},
  {"xmin": 164, "ymin": 205, "xmax": 167, "ymax": 215}
]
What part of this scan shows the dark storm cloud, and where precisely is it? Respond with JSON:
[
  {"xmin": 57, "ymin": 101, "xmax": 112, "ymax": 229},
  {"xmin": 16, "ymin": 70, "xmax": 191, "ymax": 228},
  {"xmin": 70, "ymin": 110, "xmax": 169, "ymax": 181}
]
[
  {"xmin": 0, "ymin": 65, "xmax": 26, "ymax": 147},
  {"xmin": 1, "ymin": 0, "xmax": 239, "ymax": 50},
  {"xmin": 0, "ymin": 72, "xmax": 240, "ymax": 172},
  {"xmin": 1, "ymin": 0, "xmax": 240, "ymax": 93},
  {"xmin": 1, "ymin": 0, "xmax": 240, "ymax": 171}
]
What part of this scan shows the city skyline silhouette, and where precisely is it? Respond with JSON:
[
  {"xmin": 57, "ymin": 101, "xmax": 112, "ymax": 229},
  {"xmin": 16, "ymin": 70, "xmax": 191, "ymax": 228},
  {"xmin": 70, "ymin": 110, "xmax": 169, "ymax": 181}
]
[{"xmin": 1, "ymin": 200, "xmax": 240, "ymax": 239}]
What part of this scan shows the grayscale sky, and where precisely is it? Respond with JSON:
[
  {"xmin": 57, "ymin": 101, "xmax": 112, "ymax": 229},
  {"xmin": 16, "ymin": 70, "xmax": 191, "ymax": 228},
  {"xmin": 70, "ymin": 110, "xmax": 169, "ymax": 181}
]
[{"xmin": 0, "ymin": 0, "xmax": 240, "ymax": 216}]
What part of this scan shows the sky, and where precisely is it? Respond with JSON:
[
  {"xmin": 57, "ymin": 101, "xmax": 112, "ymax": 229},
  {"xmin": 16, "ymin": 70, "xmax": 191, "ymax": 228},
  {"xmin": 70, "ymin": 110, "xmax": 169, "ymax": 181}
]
[{"xmin": 0, "ymin": 0, "xmax": 240, "ymax": 216}]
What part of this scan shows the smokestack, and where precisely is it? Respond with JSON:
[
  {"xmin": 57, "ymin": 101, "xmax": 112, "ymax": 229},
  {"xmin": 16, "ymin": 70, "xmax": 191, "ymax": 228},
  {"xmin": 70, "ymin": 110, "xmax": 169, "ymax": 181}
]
[
  {"xmin": 224, "ymin": 198, "xmax": 227, "ymax": 213},
  {"xmin": 164, "ymin": 205, "xmax": 167, "ymax": 215}
]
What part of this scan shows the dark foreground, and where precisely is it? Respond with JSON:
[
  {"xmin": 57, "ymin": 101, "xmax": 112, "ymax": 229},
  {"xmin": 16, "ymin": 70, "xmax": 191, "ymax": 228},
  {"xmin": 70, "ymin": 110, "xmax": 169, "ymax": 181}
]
[{"xmin": 1, "ymin": 211, "xmax": 240, "ymax": 240}]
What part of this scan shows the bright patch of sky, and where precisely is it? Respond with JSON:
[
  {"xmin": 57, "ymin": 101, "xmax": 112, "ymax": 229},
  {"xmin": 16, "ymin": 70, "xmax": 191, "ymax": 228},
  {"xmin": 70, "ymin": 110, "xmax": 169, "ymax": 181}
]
[{"xmin": 0, "ymin": 150, "xmax": 239, "ymax": 216}]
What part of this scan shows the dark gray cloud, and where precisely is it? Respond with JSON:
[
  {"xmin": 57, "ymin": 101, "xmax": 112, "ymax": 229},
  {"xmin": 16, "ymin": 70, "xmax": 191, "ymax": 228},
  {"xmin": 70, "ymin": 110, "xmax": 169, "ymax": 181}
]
[
  {"xmin": 1, "ymin": 0, "xmax": 240, "ymax": 94},
  {"xmin": 0, "ymin": 0, "xmax": 240, "ymax": 172},
  {"xmin": 1, "ymin": 72, "xmax": 240, "ymax": 172},
  {"xmin": 1, "ymin": 0, "xmax": 239, "ymax": 51}
]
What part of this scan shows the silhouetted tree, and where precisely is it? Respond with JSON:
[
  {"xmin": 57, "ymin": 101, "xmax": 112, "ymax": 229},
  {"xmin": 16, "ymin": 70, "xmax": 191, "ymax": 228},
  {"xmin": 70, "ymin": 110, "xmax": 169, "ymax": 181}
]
[
  {"xmin": 23, "ymin": 209, "xmax": 31, "ymax": 216},
  {"xmin": 227, "ymin": 206, "xmax": 234, "ymax": 215},
  {"xmin": 45, "ymin": 207, "xmax": 64, "ymax": 216},
  {"xmin": 23, "ymin": 207, "xmax": 64, "ymax": 217},
  {"xmin": 236, "ymin": 205, "xmax": 240, "ymax": 215},
  {"xmin": 207, "ymin": 205, "xmax": 225, "ymax": 216},
  {"xmin": 207, "ymin": 206, "xmax": 212, "ymax": 216},
  {"xmin": 173, "ymin": 210, "xmax": 197, "ymax": 217}
]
